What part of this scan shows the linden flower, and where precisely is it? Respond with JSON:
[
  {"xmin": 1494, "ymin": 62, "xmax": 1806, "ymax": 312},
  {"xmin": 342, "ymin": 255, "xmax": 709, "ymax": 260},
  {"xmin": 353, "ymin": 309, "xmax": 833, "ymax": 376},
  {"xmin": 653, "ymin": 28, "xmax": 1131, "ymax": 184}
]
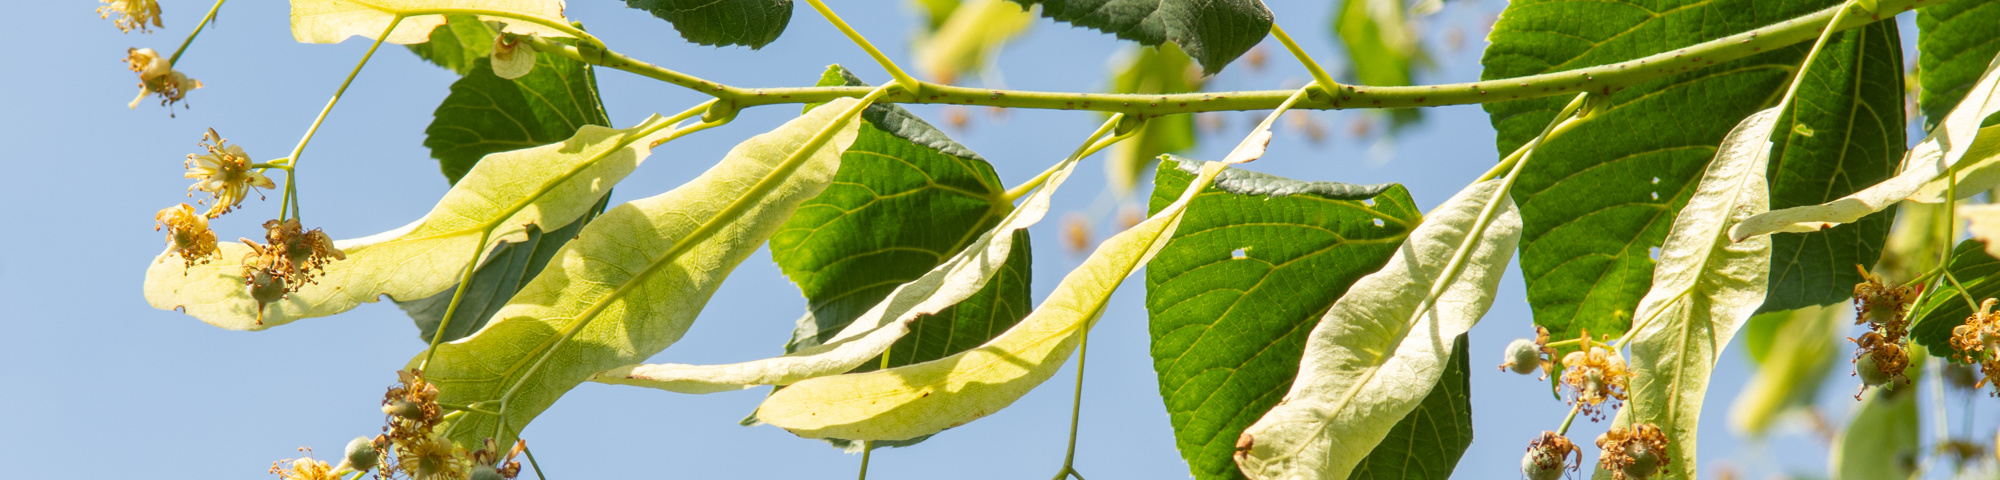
[
  {"xmin": 125, "ymin": 47, "xmax": 201, "ymax": 109},
  {"xmin": 470, "ymin": 438, "xmax": 527, "ymax": 480},
  {"xmin": 98, "ymin": 0, "xmax": 162, "ymax": 33},
  {"xmin": 1853, "ymin": 266, "xmax": 1920, "ymax": 327},
  {"xmin": 186, "ymin": 129, "xmax": 275, "ymax": 217},
  {"xmin": 241, "ymin": 239, "xmax": 291, "ymax": 325},
  {"xmin": 270, "ymin": 448, "xmax": 341, "ymax": 480},
  {"xmin": 1596, "ymin": 423, "xmax": 1670, "ymax": 480},
  {"xmin": 1558, "ymin": 334, "xmax": 1630, "ymax": 420},
  {"xmin": 154, "ymin": 203, "xmax": 217, "ymax": 268},
  {"xmin": 383, "ymin": 369, "xmax": 444, "ymax": 437},
  {"xmin": 395, "ymin": 431, "xmax": 471, "ymax": 480},
  {"xmin": 1952, "ymin": 299, "xmax": 2000, "ymax": 395},
  {"xmin": 264, "ymin": 219, "xmax": 345, "ymax": 286}
]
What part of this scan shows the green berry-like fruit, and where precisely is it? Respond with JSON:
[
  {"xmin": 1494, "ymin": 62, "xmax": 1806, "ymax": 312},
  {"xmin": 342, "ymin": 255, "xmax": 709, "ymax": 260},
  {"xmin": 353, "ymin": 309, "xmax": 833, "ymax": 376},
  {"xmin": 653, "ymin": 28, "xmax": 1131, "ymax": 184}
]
[
  {"xmin": 342, "ymin": 436, "xmax": 381, "ymax": 472},
  {"xmin": 1521, "ymin": 448, "xmax": 1564, "ymax": 480},
  {"xmin": 246, "ymin": 269, "xmax": 287, "ymax": 306},
  {"xmin": 1622, "ymin": 442, "xmax": 1659, "ymax": 479},
  {"xmin": 1503, "ymin": 339, "xmax": 1541, "ymax": 375},
  {"xmin": 471, "ymin": 464, "xmax": 507, "ymax": 480},
  {"xmin": 382, "ymin": 399, "xmax": 423, "ymax": 419},
  {"xmin": 1857, "ymin": 354, "xmax": 1892, "ymax": 387}
]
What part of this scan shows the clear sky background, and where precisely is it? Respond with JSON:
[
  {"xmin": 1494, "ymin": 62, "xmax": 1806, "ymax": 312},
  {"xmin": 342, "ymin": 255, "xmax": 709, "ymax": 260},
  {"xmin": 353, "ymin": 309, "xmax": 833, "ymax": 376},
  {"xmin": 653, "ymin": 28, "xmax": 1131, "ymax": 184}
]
[{"xmin": 1, "ymin": 1, "xmax": 1976, "ymax": 479}]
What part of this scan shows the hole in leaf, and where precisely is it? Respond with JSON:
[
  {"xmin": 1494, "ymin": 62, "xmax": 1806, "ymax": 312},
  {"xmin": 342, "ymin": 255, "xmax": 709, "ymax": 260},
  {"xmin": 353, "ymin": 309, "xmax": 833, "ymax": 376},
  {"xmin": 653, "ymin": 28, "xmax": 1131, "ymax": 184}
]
[
  {"xmin": 1651, "ymin": 177, "xmax": 1660, "ymax": 184},
  {"xmin": 1649, "ymin": 246, "xmax": 1661, "ymax": 260},
  {"xmin": 1362, "ymin": 198, "xmax": 1376, "ymax": 207},
  {"xmin": 1651, "ymin": 191, "xmax": 1660, "ymax": 200},
  {"xmin": 1231, "ymin": 248, "xmax": 1248, "ymax": 259},
  {"xmin": 1373, "ymin": 218, "xmax": 1386, "ymax": 227}
]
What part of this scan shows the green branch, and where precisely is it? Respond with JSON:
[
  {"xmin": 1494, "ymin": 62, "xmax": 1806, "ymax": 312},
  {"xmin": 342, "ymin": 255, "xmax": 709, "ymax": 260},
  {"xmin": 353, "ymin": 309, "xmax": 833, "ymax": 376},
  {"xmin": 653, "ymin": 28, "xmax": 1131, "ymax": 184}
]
[{"xmin": 522, "ymin": 0, "xmax": 1931, "ymax": 116}]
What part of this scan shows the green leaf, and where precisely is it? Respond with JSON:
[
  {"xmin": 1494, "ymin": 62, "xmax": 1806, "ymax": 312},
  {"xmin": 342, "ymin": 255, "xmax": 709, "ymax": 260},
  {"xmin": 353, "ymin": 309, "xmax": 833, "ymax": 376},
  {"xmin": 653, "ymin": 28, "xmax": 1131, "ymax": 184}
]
[
  {"xmin": 1829, "ymin": 378, "xmax": 1922, "ymax": 480},
  {"xmin": 757, "ymin": 158, "xmax": 1239, "ymax": 442},
  {"xmin": 1481, "ymin": 0, "xmax": 1900, "ymax": 346},
  {"xmin": 420, "ymin": 98, "xmax": 865, "ymax": 447},
  {"xmin": 396, "ymin": 193, "xmax": 611, "ymax": 343},
  {"xmin": 622, "ymin": 0, "xmax": 794, "ymax": 49},
  {"xmin": 1760, "ymin": 21, "xmax": 1906, "ymax": 313},
  {"xmin": 1236, "ymin": 178, "xmax": 1522, "ymax": 480},
  {"xmin": 288, "ymin": 0, "xmax": 572, "ymax": 45},
  {"xmin": 1728, "ymin": 303, "xmax": 1841, "ymax": 437},
  {"xmin": 1908, "ymin": 239, "xmax": 1997, "ymax": 354},
  {"xmin": 1605, "ymin": 108, "xmax": 1778, "ymax": 480},
  {"xmin": 145, "ymin": 116, "xmax": 679, "ymax": 330},
  {"xmin": 1917, "ymin": 0, "xmax": 2000, "ymax": 129},
  {"xmin": 1346, "ymin": 334, "xmax": 1472, "ymax": 480},
  {"xmin": 1006, "ymin": 0, "xmax": 1273, "ymax": 75},
  {"xmin": 913, "ymin": 0, "xmax": 1036, "ymax": 85},
  {"xmin": 405, "ymin": 15, "xmax": 498, "ymax": 75},
  {"xmin": 1106, "ymin": 44, "xmax": 1204, "ymax": 195},
  {"xmin": 423, "ymin": 51, "xmax": 612, "ymax": 185},
  {"xmin": 776, "ymin": 65, "xmax": 1022, "ymax": 360},
  {"xmin": 1144, "ymin": 158, "xmax": 1422, "ymax": 480},
  {"xmin": 1332, "ymin": 0, "xmax": 1421, "ymax": 88}
]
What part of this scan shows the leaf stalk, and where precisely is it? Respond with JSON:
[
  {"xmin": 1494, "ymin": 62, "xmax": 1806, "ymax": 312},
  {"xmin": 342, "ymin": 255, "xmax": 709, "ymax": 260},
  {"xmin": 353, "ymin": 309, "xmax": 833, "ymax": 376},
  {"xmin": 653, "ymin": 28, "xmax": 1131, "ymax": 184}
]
[{"xmin": 166, "ymin": 0, "xmax": 226, "ymax": 66}]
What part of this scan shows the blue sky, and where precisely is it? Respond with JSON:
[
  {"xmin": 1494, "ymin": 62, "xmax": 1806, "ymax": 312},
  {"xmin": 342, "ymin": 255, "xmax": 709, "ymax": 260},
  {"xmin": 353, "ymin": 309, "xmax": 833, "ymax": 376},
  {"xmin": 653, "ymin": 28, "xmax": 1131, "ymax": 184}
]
[{"xmin": 0, "ymin": 1, "xmax": 1967, "ymax": 479}]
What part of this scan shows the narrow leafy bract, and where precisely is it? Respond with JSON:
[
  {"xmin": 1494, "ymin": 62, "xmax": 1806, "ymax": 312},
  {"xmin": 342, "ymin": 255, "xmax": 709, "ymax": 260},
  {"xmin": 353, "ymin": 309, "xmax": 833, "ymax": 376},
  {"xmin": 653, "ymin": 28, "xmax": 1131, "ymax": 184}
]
[
  {"xmin": 1732, "ymin": 52, "xmax": 2000, "ymax": 239},
  {"xmin": 1828, "ymin": 380, "xmax": 1921, "ymax": 480},
  {"xmin": 145, "ymin": 115, "xmax": 677, "ymax": 330},
  {"xmin": 1333, "ymin": 0, "xmax": 1420, "ymax": 88},
  {"xmin": 1234, "ymin": 178, "xmax": 1522, "ymax": 480},
  {"xmin": 1605, "ymin": 109, "xmax": 1779, "ymax": 480},
  {"xmin": 420, "ymin": 98, "xmax": 865, "ymax": 447},
  {"xmin": 1006, "ymin": 0, "xmax": 1272, "ymax": 75},
  {"xmin": 288, "ymin": 0, "xmax": 572, "ymax": 45},
  {"xmin": 1909, "ymin": 125, "xmax": 2000, "ymax": 202},
  {"xmin": 756, "ymin": 157, "xmax": 1235, "ymax": 441},
  {"xmin": 1484, "ymin": 1, "xmax": 1902, "ymax": 349},
  {"xmin": 423, "ymin": 53, "xmax": 611, "ymax": 184},
  {"xmin": 1145, "ymin": 158, "xmax": 1422, "ymax": 480},
  {"xmin": 1727, "ymin": 304, "xmax": 1841, "ymax": 437},
  {"xmin": 1917, "ymin": 0, "xmax": 2000, "ymax": 129},
  {"xmin": 622, "ymin": 0, "xmax": 794, "ymax": 49},
  {"xmin": 397, "ymin": 194, "xmax": 610, "ymax": 343}
]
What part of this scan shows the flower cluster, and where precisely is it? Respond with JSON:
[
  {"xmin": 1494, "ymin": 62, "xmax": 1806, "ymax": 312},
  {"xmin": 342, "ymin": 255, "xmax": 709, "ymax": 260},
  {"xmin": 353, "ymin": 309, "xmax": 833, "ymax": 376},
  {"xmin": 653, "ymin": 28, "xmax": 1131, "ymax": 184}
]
[
  {"xmin": 369, "ymin": 369, "xmax": 526, "ymax": 480},
  {"xmin": 98, "ymin": 0, "xmax": 162, "ymax": 33},
  {"xmin": 155, "ymin": 203, "xmax": 218, "ymax": 267},
  {"xmin": 1558, "ymin": 331, "xmax": 1631, "ymax": 421},
  {"xmin": 1850, "ymin": 267, "xmax": 1918, "ymax": 397},
  {"xmin": 1951, "ymin": 298, "xmax": 2000, "ymax": 395},
  {"xmin": 1596, "ymin": 423, "xmax": 1670, "ymax": 480},
  {"xmin": 240, "ymin": 219, "xmax": 344, "ymax": 324},
  {"xmin": 1519, "ymin": 431, "xmax": 1579, "ymax": 480},
  {"xmin": 186, "ymin": 129, "xmax": 276, "ymax": 217},
  {"xmin": 270, "ymin": 448, "xmax": 341, "ymax": 480},
  {"xmin": 1499, "ymin": 326, "xmax": 1556, "ymax": 379},
  {"xmin": 125, "ymin": 47, "xmax": 200, "ymax": 110}
]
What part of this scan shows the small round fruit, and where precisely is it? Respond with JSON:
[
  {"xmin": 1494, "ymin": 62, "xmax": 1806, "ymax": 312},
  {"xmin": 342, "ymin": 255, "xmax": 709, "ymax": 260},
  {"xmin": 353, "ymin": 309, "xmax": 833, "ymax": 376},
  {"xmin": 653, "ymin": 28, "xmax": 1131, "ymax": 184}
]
[
  {"xmin": 1503, "ymin": 338, "xmax": 1541, "ymax": 375},
  {"xmin": 471, "ymin": 464, "xmax": 507, "ymax": 480},
  {"xmin": 382, "ymin": 399, "xmax": 423, "ymax": 420},
  {"xmin": 1521, "ymin": 448, "xmax": 1564, "ymax": 480},
  {"xmin": 1622, "ymin": 442, "xmax": 1660, "ymax": 479},
  {"xmin": 246, "ymin": 269, "xmax": 287, "ymax": 305},
  {"xmin": 1857, "ymin": 354, "xmax": 1892, "ymax": 387},
  {"xmin": 342, "ymin": 436, "xmax": 380, "ymax": 472}
]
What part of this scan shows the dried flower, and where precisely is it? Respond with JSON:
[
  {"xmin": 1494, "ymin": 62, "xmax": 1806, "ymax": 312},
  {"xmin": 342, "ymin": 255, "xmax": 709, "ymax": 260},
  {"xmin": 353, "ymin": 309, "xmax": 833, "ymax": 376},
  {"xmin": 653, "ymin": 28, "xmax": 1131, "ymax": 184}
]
[
  {"xmin": 265, "ymin": 219, "xmax": 345, "ymax": 284},
  {"xmin": 1951, "ymin": 298, "xmax": 2000, "ymax": 395},
  {"xmin": 1854, "ymin": 266, "xmax": 1920, "ymax": 327},
  {"xmin": 1520, "ymin": 431, "xmax": 1579, "ymax": 480},
  {"xmin": 155, "ymin": 203, "xmax": 217, "ymax": 267},
  {"xmin": 1596, "ymin": 423, "xmax": 1671, "ymax": 480},
  {"xmin": 98, "ymin": 0, "xmax": 162, "ymax": 33},
  {"xmin": 395, "ymin": 430, "xmax": 470, "ymax": 480},
  {"xmin": 270, "ymin": 448, "xmax": 341, "ymax": 480},
  {"xmin": 1558, "ymin": 331, "xmax": 1630, "ymax": 420},
  {"xmin": 125, "ymin": 47, "xmax": 200, "ymax": 109},
  {"xmin": 470, "ymin": 438, "xmax": 526, "ymax": 480},
  {"xmin": 1850, "ymin": 331, "xmax": 1911, "ymax": 397},
  {"xmin": 186, "ymin": 129, "xmax": 274, "ymax": 217}
]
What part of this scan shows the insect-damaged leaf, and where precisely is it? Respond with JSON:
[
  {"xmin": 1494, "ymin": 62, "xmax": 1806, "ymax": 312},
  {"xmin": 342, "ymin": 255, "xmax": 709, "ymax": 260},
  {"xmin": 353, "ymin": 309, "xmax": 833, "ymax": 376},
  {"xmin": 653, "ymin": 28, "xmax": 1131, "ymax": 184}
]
[
  {"xmin": 145, "ymin": 115, "xmax": 677, "ymax": 330},
  {"xmin": 621, "ymin": 0, "xmax": 794, "ymax": 49},
  {"xmin": 1484, "ymin": 0, "xmax": 1902, "ymax": 347},
  {"xmin": 288, "ymin": 0, "xmax": 572, "ymax": 45},
  {"xmin": 756, "ymin": 157, "xmax": 1236, "ymax": 442},
  {"xmin": 1595, "ymin": 109, "xmax": 1777, "ymax": 480},
  {"xmin": 419, "ymin": 98, "xmax": 864, "ymax": 447},
  {"xmin": 1144, "ymin": 158, "xmax": 1424, "ymax": 480},
  {"xmin": 1006, "ymin": 0, "xmax": 1272, "ymax": 75},
  {"xmin": 1234, "ymin": 178, "xmax": 1521, "ymax": 480}
]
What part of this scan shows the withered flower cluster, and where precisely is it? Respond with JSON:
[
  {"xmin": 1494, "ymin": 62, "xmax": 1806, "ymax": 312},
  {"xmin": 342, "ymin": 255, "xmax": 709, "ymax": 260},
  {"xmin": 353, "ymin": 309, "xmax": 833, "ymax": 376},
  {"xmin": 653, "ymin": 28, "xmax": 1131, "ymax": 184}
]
[
  {"xmin": 1851, "ymin": 267, "xmax": 1919, "ymax": 397},
  {"xmin": 1519, "ymin": 431, "xmax": 1580, "ymax": 480},
  {"xmin": 378, "ymin": 369, "xmax": 473, "ymax": 480},
  {"xmin": 1596, "ymin": 423, "xmax": 1670, "ymax": 480},
  {"xmin": 1951, "ymin": 298, "xmax": 2000, "ymax": 395},
  {"xmin": 270, "ymin": 448, "xmax": 341, "ymax": 480},
  {"xmin": 1557, "ymin": 330, "xmax": 1631, "ymax": 421},
  {"xmin": 124, "ymin": 47, "xmax": 200, "ymax": 110},
  {"xmin": 241, "ymin": 219, "xmax": 344, "ymax": 324}
]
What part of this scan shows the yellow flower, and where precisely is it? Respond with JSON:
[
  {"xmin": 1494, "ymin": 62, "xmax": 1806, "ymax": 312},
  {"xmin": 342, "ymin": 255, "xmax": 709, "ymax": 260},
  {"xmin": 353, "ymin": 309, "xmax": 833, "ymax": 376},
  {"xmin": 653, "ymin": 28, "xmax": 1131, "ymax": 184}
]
[
  {"xmin": 270, "ymin": 449, "xmax": 341, "ymax": 480},
  {"xmin": 154, "ymin": 203, "xmax": 217, "ymax": 268},
  {"xmin": 125, "ymin": 47, "xmax": 201, "ymax": 109},
  {"xmin": 1557, "ymin": 332, "xmax": 1631, "ymax": 421},
  {"xmin": 185, "ymin": 129, "xmax": 274, "ymax": 217},
  {"xmin": 98, "ymin": 0, "xmax": 162, "ymax": 34}
]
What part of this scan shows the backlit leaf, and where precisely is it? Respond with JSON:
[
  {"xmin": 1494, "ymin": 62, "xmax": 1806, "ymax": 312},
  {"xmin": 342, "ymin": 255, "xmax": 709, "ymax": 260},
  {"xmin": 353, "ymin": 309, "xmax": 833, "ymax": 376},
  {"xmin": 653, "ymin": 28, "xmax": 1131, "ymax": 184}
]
[
  {"xmin": 914, "ymin": 0, "xmax": 1035, "ymax": 85},
  {"xmin": 1006, "ymin": 0, "xmax": 1273, "ymax": 75},
  {"xmin": 1908, "ymin": 240, "xmax": 2000, "ymax": 354},
  {"xmin": 622, "ymin": 0, "xmax": 794, "ymax": 49},
  {"xmin": 1828, "ymin": 375, "xmax": 1922, "ymax": 480},
  {"xmin": 396, "ymin": 194, "xmax": 610, "ymax": 343},
  {"xmin": 406, "ymin": 14, "xmax": 499, "ymax": 75},
  {"xmin": 1917, "ymin": 0, "xmax": 2000, "ymax": 129},
  {"xmin": 1727, "ymin": 304, "xmax": 1841, "ymax": 437},
  {"xmin": 288, "ymin": 0, "xmax": 571, "ymax": 45},
  {"xmin": 423, "ymin": 53, "xmax": 611, "ymax": 184}
]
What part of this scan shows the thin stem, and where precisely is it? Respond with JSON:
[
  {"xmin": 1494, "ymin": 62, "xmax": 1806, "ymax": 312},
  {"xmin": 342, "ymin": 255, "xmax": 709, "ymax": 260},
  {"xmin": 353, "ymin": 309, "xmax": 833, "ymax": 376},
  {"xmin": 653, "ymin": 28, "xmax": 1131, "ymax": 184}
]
[
  {"xmin": 1002, "ymin": 127, "xmax": 1142, "ymax": 202},
  {"xmin": 421, "ymin": 229, "xmax": 491, "ymax": 370},
  {"xmin": 167, "ymin": 0, "xmax": 226, "ymax": 66},
  {"xmin": 525, "ymin": 1, "xmax": 1916, "ymax": 117},
  {"xmin": 1050, "ymin": 311, "xmax": 1093, "ymax": 480},
  {"xmin": 1773, "ymin": 1, "xmax": 1858, "ymax": 117},
  {"xmin": 278, "ymin": 15, "xmax": 402, "ymax": 222},
  {"xmin": 1268, "ymin": 24, "xmax": 1341, "ymax": 96},
  {"xmin": 857, "ymin": 443, "xmax": 874, "ymax": 480},
  {"xmin": 802, "ymin": 0, "xmax": 922, "ymax": 93},
  {"xmin": 522, "ymin": 443, "xmax": 548, "ymax": 480},
  {"xmin": 1944, "ymin": 271, "xmax": 1980, "ymax": 313},
  {"xmin": 1555, "ymin": 402, "xmax": 1584, "ymax": 435}
]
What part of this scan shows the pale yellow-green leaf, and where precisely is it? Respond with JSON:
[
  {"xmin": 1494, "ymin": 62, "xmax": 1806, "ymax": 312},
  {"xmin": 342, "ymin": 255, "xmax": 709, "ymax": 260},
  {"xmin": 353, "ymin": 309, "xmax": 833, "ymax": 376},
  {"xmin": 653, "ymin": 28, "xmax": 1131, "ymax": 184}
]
[
  {"xmin": 1829, "ymin": 382, "xmax": 1921, "ymax": 480},
  {"xmin": 590, "ymin": 129, "xmax": 1089, "ymax": 394},
  {"xmin": 1909, "ymin": 125, "xmax": 2000, "ymax": 202},
  {"xmin": 144, "ymin": 115, "xmax": 678, "ymax": 330},
  {"xmin": 289, "ymin": 0, "xmax": 571, "ymax": 45},
  {"xmin": 1727, "ymin": 303, "xmax": 1841, "ymax": 437},
  {"xmin": 1602, "ymin": 108, "xmax": 1778, "ymax": 480},
  {"xmin": 1233, "ymin": 178, "xmax": 1522, "ymax": 480},
  {"xmin": 420, "ymin": 98, "xmax": 865, "ymax": 447},
  {"xmin": 756, "ymin": 159, "xmax": 1233, "ymax": 442},
  {"xmin": 914, "ymin": 0, "xmax": 1034, "ymax": 85},
  {"xmin": 1958, "ymin": 204, "xmax": 2000, "ymax": 258},
  {"xmin": 1732, "ymin": 52, "xmax": 2000, "ymax": 240}
]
